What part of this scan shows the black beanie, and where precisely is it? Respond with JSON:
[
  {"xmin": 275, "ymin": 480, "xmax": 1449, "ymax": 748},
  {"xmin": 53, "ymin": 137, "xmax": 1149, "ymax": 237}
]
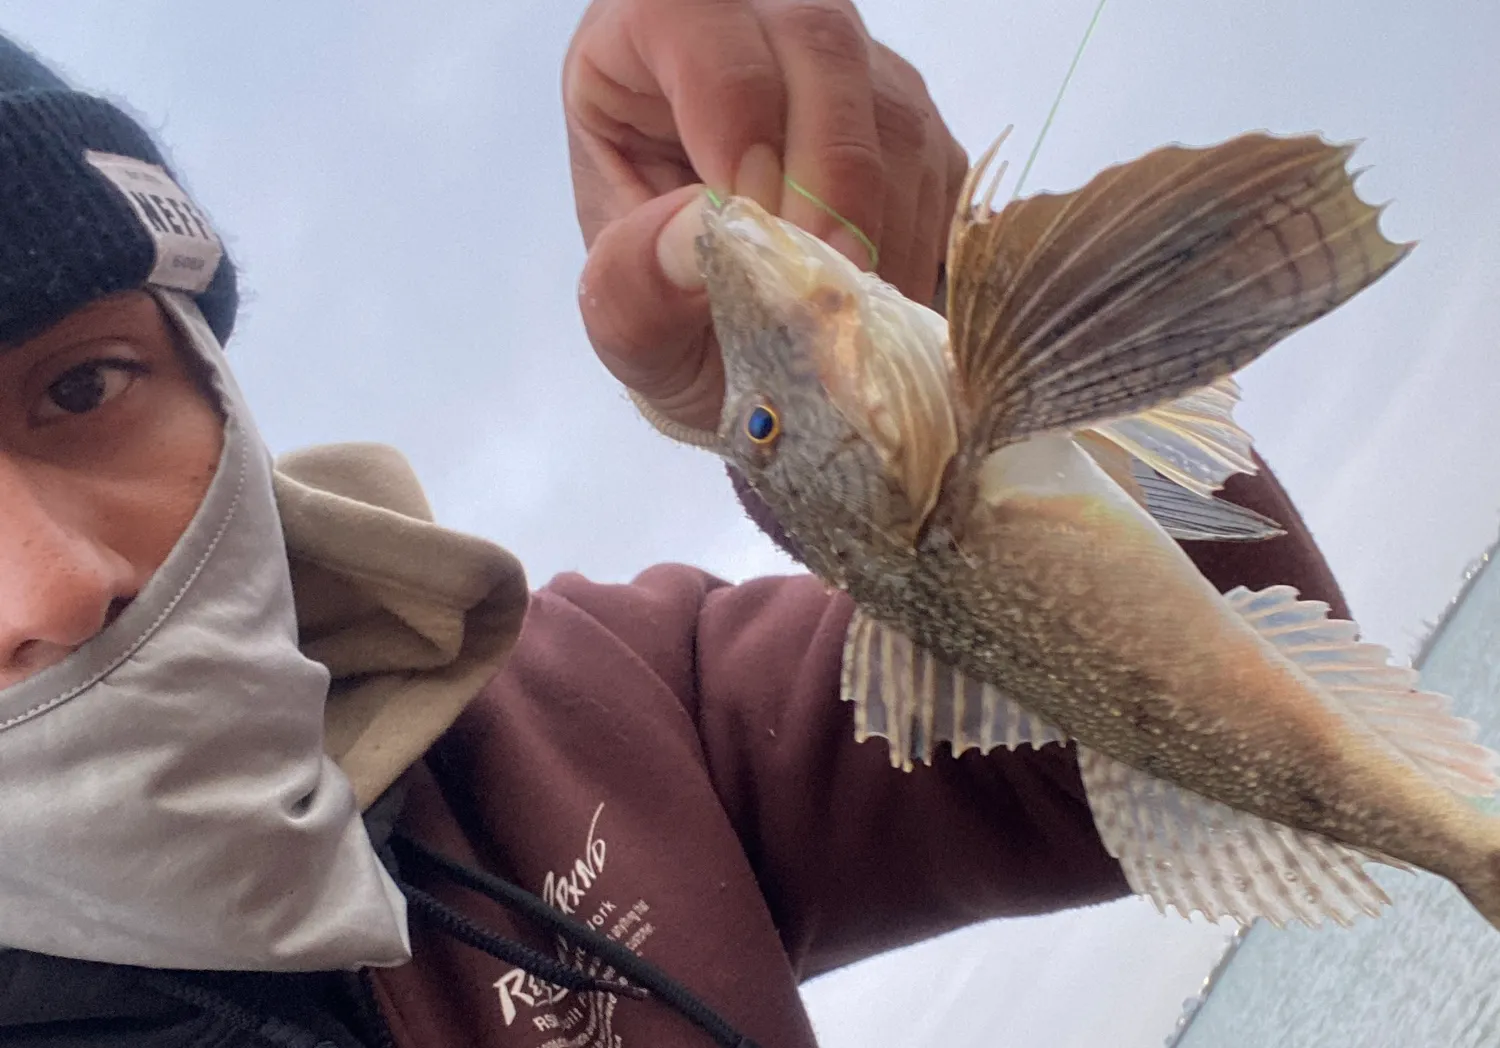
[{"xmin": 0, "ymin": 34, "xmax": 237, "ymax": 348}]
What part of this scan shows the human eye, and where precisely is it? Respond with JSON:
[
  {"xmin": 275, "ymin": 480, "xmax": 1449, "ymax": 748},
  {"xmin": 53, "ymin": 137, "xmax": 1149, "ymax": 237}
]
[{"xmin": 31, "ymin": 358, "xmax": 151, "ymax": 424}]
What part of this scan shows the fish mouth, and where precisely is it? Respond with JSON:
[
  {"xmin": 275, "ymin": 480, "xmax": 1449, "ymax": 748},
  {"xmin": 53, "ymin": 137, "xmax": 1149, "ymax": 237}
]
[{"xmin": 700, "ymin": 197, "xmax": 868, "ymax": 309}]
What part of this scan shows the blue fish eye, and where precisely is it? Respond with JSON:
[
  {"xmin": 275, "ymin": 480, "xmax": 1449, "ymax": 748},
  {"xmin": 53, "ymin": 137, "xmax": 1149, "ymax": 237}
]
[{"xmin": 746, "ymin": 404, "xmax": 780, "ymax": 444}]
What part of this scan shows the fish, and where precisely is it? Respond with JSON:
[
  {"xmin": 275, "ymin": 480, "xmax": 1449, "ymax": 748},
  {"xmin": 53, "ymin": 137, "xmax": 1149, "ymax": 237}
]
[{"xmin": 633, "ymin": 129, "xmax": 1500, "ymax": 931}]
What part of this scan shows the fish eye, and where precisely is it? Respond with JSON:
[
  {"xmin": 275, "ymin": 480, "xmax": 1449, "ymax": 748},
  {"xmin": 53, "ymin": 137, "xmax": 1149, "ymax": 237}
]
[{"xmin": 745, "ymin": 403, "xmax": 780, "ymax": 445}]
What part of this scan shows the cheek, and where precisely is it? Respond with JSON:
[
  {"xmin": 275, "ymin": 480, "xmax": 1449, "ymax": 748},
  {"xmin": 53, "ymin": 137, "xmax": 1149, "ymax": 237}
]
[{"xmin": 111, "ymin": 391, "xmax": 226, "ymax": 580}]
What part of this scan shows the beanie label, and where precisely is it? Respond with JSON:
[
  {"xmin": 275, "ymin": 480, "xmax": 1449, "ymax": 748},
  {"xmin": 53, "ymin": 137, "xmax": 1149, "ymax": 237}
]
[{"xmin": 83, "ymin": 151, "xmax": 223, "ymax": 295}]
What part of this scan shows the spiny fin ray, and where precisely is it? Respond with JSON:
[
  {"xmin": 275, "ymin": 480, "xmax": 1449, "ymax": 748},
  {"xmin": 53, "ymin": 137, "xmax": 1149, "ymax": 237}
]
[
  {"xmin": 1079, "ymin": 747, "xmax": 1391, "ymax": 928},
  {"xmin": 1129, "ymin": 461, "xmax": 1285, "ymax": 542},
  {"xmin": 1224, "ymin": 585, "xmax": 1500, "ymax": 796},
  {"xmin": 841, "ymin": 609, "xmax": 1066, "ymax": 770},
  {"xmin": 944, "ymin": 132, "xmax": 1411, "ymax": 455}
]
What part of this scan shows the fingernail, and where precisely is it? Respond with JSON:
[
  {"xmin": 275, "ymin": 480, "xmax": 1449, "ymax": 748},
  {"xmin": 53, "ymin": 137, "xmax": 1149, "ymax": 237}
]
[
  {"xmin": 656, "ymin": 194, "xmax": 708, "ymax": 292},
  {"xmin": 828, "ymin": 227, "xmax": 875, "ymax": 270},
  {"xmin": 734, "ymin": 144, "xmax": 782, "ymax": 213}
]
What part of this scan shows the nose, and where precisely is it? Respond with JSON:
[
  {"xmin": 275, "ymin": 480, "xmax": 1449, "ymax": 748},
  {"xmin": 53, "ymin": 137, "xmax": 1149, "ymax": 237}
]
[{"xmin": 0, "ymin": 458, "xmax": 137, "ymax": 688}]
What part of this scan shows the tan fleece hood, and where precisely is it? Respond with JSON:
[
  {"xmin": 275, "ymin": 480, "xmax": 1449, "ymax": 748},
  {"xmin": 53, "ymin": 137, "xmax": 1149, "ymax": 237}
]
[{"xmin": 274, "ymin": 443, "xmax": 530, "ymax": 809}]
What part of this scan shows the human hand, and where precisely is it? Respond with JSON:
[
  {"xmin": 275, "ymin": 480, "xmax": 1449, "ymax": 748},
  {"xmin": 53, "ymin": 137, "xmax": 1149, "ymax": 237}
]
[{"xmin": 564, "ymin": 0, "xmax": 969, "ymax": 435}]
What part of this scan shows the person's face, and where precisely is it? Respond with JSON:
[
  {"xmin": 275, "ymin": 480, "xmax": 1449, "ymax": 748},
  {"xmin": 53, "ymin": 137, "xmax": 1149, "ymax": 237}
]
[{"xmin": 0, "ymin": 291, "xmax": 224, "ymax": 689}]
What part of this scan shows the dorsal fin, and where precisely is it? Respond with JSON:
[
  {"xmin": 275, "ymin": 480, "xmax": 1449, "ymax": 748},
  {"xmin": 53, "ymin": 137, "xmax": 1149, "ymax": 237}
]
[
  {"xmin": 943, "ymin": 132, "xmax": 1411, "ymax": 455},
  {"xmin": 1223, "ymin": 585, "xmax": 1500, "ymax": 796}
]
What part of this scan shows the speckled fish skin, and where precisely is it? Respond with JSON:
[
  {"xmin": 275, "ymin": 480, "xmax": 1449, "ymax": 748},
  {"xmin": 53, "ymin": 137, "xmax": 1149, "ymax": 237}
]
[{"xmin": 694, "ymin": 132, "xmax": 1500, "ymax": 929}]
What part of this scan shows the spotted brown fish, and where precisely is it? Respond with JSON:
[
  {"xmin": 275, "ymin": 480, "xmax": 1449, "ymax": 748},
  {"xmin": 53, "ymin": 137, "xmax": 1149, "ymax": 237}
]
[{"xmin": 634, "ymin": 131, "xmax": 1500, "ymax": 930}]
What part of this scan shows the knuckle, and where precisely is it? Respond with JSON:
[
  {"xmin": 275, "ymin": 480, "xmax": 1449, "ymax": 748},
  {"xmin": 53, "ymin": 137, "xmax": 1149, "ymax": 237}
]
[
  {"xmin": 559, "ymin": 47, "xmax": 593, "ymax": 117},
  {"xmin": 560, "ymin": 49, "xmax": 635, "ymax": 138},
  {"xmin": 819, "ymin": 135, "xmax": 886, "ymax": 192},
  {"xmin": 769, "ymin": 2, "xmax": 869, "ymax": 69},
  {"xmin": 706, "ymin": 54, "xmax": 785, "ymax": 106},
  {"xmin": 872, "ymin": 86, "xmax": 930, "ymax": 159},
  {"xmin": 872, "ymin": 41, "xmax": 929, "ymax": 97}
]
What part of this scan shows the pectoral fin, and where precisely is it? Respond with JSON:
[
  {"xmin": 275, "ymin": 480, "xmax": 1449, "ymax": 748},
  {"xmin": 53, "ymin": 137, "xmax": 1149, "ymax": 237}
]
[
  {"xmin": 1089, "ymin": 377, "xmax": 1258, "ymax": 497},
  {"xmin": 1074, "ymin": 427, "xmax": 1285, "ymax": 542},
  {"xmin": 1130, "ymin": 464, "xmax": 1286, "ymax": 542},
  {"xmin": 944, "ymin": 132, "xmax": 1411, "ymax": 454}
]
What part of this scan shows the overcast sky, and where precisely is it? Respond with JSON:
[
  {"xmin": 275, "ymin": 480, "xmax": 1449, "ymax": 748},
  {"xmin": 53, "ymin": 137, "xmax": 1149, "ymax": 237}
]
[{"xmin": 10, "ymin": 1, "xmax": 1498, "ymax": 1044}]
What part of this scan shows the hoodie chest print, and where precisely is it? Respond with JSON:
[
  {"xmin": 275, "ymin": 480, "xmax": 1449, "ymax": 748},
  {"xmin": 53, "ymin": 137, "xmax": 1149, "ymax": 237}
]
[{"xmin": 494, "ymin": 803, "xmax": 658, "ymax": 1048}]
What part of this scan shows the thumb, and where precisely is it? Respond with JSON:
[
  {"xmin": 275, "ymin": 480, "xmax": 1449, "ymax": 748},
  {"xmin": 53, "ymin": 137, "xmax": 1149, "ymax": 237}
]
[{"xmin": 579, "ymin": 184, "xmax": 725, "ymax": 434}]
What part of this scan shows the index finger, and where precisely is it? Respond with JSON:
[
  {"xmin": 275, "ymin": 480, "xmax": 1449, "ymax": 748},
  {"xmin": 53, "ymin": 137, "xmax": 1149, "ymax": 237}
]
[
  {"xmin": 626, "ymin": 0, "xmax": 790, "ymax": 206},
  {"xmin": 755, "ymin": 0, "xmax": 884, "ymax": 266}
]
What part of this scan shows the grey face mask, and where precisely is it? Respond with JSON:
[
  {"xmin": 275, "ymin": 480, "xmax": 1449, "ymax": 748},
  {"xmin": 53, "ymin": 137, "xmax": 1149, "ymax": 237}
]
[{"xmin": 0, "ymin": 290, "xmax": 411, "ymax": 972}]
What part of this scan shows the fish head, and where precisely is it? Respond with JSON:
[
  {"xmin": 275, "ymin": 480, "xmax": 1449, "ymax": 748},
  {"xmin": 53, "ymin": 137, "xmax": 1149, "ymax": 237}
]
[{"xmin": 698, "ymin": 196, "xmax": 960, "ymax": 550}]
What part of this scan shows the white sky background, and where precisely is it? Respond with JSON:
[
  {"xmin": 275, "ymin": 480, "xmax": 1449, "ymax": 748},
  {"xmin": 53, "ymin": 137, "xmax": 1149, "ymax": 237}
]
[{"xmin": 11, "ymin": 1, "xmax": 1499, "ymax": 1045}]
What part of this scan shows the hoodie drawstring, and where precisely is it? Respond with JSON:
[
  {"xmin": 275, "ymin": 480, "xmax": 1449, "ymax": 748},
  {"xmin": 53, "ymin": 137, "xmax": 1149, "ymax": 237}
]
[
  {"xmin": 130, "ymin": 833, "xmax": 757, "ymax": 1048},
  {"xmin": 389, "ymin": 829, "xmax": 757, "ymax": 1048},
  {"xmin": 397, "ymin": 880, "xmax": 643, "ymax": 999}
]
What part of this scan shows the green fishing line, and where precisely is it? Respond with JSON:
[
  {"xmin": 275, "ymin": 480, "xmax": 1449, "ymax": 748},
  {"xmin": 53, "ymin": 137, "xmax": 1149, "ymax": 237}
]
[
  {"xmin": 783, "ymin": 175, "xmax": 880, "ymax": 270},
  {"xmin": 1013, "ymin": 0, "xmax": 1111, "ymax": 199},
  {"xmin": 700, "ymin": 180, "xmax": 877, "ymax": 269}
]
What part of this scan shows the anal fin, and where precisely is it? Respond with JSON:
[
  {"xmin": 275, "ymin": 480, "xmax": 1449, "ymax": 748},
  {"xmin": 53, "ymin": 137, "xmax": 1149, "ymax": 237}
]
[
  {"xmin": 1079, "ymin": 583, "xmax": 1496, "ymax": 928},
  {"xmin": 1078, "ymin": 747, "xmax": 1391, "ymax": 928}
]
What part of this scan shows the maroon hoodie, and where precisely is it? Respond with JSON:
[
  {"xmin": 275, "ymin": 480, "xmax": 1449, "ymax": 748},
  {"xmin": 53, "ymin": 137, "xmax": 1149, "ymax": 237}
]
[{"xmin": 372, "ymin": 464, "xmax": 1346, "ymax": 1047}]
